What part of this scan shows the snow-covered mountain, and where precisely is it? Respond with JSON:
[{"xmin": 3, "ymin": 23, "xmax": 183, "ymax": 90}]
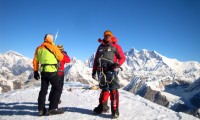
[
  {"xmin": 1, "ymin": 49, "xmax": 200, "ymax": 118},
  {"xmin": 63, "ymin": 57, "xmax": 97, "ymax": 85},
  {"xmin": 0, "ymin": 82, "xmax": 199, "ymax": 120},
  {"xmin": 123, "ymin": 48, "xmax": 200, "ymax": 82},
  {"xmin": 0, "ymin": 50, "xmax": 33, "ymax": 93}
]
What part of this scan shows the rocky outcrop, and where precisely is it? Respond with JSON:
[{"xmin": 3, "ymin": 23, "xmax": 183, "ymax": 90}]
[
  {"xmin": 13, "ymin": 79, "xmax": 22, "ymax": 90},
  {"xmin": 0, "ymin": 79, "xmax": 22, "ymax": 93},
  {"xmin": 0, "ymin": 85, "xmax": 11, "ymax": 93},
  {"xmin": 124, "ymin": 77, "xmax": 170, "ymax": 107},
  {"xmin": 142, "ymin": 86, "xmax": 169, "ymax": 107},
  {"xmin": 124, "ymin": 77, "xmax": 200, "ymax": 118}
]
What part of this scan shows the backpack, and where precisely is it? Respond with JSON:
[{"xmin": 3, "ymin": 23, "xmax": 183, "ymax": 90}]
[{"xmin": 96, "ymin": 44, "xmax": 117, "ymax": 70}]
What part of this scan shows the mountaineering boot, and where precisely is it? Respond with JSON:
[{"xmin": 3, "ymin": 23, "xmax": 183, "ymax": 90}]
[
  {"xmin": 93, "ymin": 90, "xmax": 110, "ymax": 114},
  {"xmin": 112, "ymin": 110, "xmax": 119, "ymax": 119},
  {"xmin": 93, "ymin": 104, "xmax": 103, "ymax": 114},
  {"xmin": 47, "ymin": 108, "xmax": 64, "ymax": 115},
  {"xmin": 38, "ymin": 107, "xmax": 47, "ymax": 116},
  {"xmin": 93, "ymin": 102, "xmax": 110, "ymax": 114}
]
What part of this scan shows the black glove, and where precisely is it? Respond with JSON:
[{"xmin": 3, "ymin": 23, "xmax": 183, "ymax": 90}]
[
  {"xmin": 92, "ymin": 70, "xmax": 97, "ymax": 79},
  {"xmin": 34, "ymin": 71, "xmax": 40, "ymax": 80},
  {"xmin": 111, "ymin": 63, "xmax": 119, "ymax": 68}
]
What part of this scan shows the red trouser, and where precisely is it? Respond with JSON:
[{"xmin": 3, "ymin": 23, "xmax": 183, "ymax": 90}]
[{"xmin": 99, "ymin": 89, "xmax": 119, "ymax": 111}]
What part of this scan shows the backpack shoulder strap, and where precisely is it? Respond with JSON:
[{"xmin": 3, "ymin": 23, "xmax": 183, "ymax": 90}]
[{"xmin": 43, "ymin": 45, "xmax": 58, "ymax": 62}]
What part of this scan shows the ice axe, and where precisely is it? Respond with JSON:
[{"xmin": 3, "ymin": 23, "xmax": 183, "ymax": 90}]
[{"xmin": 100, "ymin": 56, "xmax": 123, "ymax": 71}]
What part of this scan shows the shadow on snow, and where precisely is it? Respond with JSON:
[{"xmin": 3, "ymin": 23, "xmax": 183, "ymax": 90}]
[
  {"xmin": 0, "ymin": 102, "xmax": 38, "ymax": 116},
  {"xmin": 0, "ymin": 102, "xmax": 111, "ymax": 118},
  {"xmin": 63, "ymin": 107, "xmax": 111, "ymax": 118}
]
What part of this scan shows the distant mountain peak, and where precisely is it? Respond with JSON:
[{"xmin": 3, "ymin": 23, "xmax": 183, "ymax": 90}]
[
  {"xmin": 125, "ymin": 48, "xmax": 162, "ymax": 60},
  {"xmin": 125, "ymin": 48, "xmax": 139, "ymax": 57},
  {"xmin": 5, "ymin": 50, "xmax": 23, "ymax": 57},
  {"xmin": 141, "ymin": 49, "xmax": 148, "ymax": 52},
  {"xmin": 128, "ymin": 48, "xmax": 139, "ymax": 53}
]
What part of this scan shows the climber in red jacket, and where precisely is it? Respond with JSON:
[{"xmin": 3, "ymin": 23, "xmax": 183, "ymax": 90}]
[
  {"xmin": 49, "ymin": 44, "xmax": 70, "ymax": 104},
  {"xmin": 92, "ymin": 30, "xmax": 126, "ymax": 118}
]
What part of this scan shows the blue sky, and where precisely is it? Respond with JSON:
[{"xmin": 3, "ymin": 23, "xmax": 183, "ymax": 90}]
[{"xmin": 0, "ymin": 0, "xmax": 200, "ymax": 62}]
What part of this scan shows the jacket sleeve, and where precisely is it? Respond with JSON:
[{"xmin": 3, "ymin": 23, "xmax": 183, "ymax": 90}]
[
  {"xmin": 33, "ymin": 47, "xmax": 39, "ymax": 71},
  {"xmin": 116, "ymin": 44, "xmax": 126, "ymax": 66}
]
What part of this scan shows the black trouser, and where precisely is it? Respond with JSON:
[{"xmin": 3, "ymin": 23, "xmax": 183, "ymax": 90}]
[
  {"xmin": 48, "ymin": 74, "xmax": 64, "ymax": 101},
  {"xmin": 38, "ymin": 72, "xmax": 62, "ymax": 111}
]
